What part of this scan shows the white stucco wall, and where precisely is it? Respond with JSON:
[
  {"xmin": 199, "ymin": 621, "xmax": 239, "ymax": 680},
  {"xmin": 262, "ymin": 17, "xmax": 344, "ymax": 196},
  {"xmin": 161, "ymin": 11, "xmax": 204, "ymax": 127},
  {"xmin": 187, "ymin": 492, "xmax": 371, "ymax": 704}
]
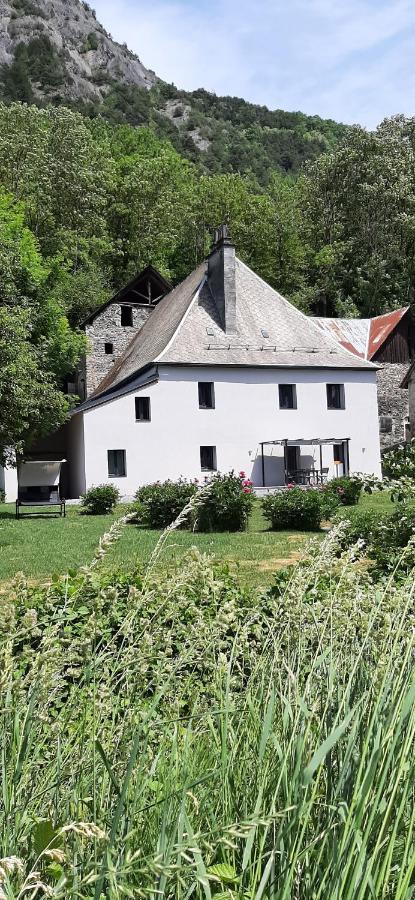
[
  {"xmin": 0, "ymin": 464, "xmax": 18, "ymax": 502},
  {"xmin": 67, "ymin": 411, "xmax": 86, "ymax": 497},
  {"xmin": 73, "ymin": 365, "xmax": 381, "ymax": 497}
]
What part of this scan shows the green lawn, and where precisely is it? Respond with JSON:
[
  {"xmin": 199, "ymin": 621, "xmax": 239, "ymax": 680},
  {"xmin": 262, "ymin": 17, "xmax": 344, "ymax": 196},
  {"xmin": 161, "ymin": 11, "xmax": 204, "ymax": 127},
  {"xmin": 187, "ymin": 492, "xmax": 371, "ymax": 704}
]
[{"xmin": 0, "ymin": 491, "xmax": 393, "ymax": 590}]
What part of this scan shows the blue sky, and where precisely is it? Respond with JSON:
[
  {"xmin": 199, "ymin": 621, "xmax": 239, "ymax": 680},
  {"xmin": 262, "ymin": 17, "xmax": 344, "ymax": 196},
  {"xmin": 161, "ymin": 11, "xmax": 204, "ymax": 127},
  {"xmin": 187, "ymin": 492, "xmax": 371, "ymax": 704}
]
[{"xmin": 92, "ymin": 0, "xmax": 415, "ymax": 127}]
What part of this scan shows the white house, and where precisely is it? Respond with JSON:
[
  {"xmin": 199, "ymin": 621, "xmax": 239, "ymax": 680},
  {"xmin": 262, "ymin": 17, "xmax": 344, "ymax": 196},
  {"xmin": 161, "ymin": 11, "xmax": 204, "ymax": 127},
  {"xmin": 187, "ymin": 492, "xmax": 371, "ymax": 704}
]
[{"xmin": 61, "ymin": 226, "xmax": 381, "ymax": 498}]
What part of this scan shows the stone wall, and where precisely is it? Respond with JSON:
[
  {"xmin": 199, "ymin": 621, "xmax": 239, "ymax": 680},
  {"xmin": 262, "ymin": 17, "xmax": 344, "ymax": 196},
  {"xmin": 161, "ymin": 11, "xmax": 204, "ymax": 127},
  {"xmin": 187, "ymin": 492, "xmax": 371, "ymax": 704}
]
[
  {"xmin": 80, "ymin": 303, "xmax": 153, "ymax": 397},
  {"xmin": 376, "ymin": 363, "xmax": 409, "ymax": 449}
]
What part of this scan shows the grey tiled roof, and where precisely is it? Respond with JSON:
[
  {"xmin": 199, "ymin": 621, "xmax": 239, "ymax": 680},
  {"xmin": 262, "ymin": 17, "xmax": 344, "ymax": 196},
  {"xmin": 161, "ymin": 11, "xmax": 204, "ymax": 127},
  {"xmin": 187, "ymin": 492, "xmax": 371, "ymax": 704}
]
[{"xmin": 92, "ymin": 257, "xmax": 376, "ymax": 399}]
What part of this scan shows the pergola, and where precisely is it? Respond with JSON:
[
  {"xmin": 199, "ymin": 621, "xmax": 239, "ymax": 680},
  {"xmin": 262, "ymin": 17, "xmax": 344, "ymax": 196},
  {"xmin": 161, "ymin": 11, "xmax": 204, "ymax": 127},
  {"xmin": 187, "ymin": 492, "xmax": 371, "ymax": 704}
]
[{"xmin": 259, "ymin": 437, "xmax": 350, "ymax": 487}]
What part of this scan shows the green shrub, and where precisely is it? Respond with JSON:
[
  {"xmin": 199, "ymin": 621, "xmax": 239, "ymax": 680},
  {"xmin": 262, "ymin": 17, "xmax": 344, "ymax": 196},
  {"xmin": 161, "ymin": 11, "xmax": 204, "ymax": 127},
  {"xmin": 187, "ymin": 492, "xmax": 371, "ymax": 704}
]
[
  {"xmin": 338, "ymin": 504, "xmax": 415, "ymax": 573},
  {"xmin": 262, "ymin": 486, "xmax": 322, "ymax": 531},
  {"xmin": 324, "ymin": 476, "xmax": 362, "ymax": 506},
  {"xmin": 134, "ymin": 479, "xmax": 197, "ymax": 528},
  {"xmin": 317, "ymin": 486, "xmax": 341, "ymax": 520},
  {"xmin": 196, "ymin": 471, "xmax": 253, "ymax": 532},
  {"xmin": 80, "ymin": 483, "xmax": 120, "ymax": 515},
  {"xmin": 0, "ymin": 489, "xmax": 5, "ymax": 503},
  {"xmin": 382, "ymin": 441, "xmax": 415, "ymax": 479}
]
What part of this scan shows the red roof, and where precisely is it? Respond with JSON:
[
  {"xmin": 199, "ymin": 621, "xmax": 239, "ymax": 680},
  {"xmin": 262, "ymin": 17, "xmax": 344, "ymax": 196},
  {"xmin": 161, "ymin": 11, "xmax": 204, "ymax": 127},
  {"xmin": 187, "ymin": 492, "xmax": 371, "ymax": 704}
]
[
  {"xmin": 313, "ymin": 307, "xmax": 410, "ymax": 361},
  {"xmin": 367, "ymin": 307, "xmax": 410, "ymax": 360}
]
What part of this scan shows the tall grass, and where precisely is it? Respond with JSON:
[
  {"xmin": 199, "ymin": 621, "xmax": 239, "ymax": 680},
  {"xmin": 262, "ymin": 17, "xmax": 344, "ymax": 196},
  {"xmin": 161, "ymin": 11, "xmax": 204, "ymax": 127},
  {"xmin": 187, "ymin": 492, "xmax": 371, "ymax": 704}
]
[{"xmin": 1, "ymin": 516, "xmax": 415, "ymax": 897}]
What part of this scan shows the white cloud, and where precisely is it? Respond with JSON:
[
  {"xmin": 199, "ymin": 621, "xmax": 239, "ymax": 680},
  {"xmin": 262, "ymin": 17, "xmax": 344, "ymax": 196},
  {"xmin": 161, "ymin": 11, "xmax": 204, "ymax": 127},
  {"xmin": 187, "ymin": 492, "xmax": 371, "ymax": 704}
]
[{"xmin": 92, "ymin": 0, "xmax": 415, "ymax": 126}]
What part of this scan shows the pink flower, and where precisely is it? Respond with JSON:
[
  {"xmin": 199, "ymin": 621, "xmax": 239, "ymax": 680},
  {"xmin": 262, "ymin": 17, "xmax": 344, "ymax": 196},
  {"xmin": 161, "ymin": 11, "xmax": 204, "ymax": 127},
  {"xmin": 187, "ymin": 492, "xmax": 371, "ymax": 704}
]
[
  {"xmin": 243, "ymin": 487, "xmax": 251, "ymax": 493},
  {"xmin": 287, "ymin": 482, "xmax": 296, "ymax": 489},
  {"xmin": 239, "ymin": 471, "xmax": 246, "ymax": 479}
]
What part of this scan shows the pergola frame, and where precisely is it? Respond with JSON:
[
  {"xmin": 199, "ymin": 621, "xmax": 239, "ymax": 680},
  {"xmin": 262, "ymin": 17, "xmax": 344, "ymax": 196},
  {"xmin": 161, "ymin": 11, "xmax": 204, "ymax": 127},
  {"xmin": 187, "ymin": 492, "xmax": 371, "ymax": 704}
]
[{"xmin": 259, "ymin": 437, "xmax": 350, "ymax": 487}]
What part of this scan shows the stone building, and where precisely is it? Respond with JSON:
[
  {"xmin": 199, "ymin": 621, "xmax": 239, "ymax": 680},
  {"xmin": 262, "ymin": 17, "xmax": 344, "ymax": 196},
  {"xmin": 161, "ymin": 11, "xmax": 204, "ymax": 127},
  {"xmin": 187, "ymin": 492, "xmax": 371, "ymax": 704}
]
[
  {"xmin": 313, "ymin": 308, "xmax": 415, "ymax": 449},
  {"xmin": 76, "ymin": 266, "xmax": 171, "ymax": 399}
]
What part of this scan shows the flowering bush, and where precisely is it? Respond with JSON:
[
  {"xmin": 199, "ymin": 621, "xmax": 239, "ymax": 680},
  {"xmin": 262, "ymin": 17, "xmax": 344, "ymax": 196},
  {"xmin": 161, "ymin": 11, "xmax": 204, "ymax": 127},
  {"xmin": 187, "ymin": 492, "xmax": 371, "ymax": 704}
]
[
  {"xmin": 196, "ymin": 471, "xmax": 253, "ymax": 532},
  {"xmin": 323, "ymin": 476, "xmax": 362, "ymax": 506},
  {"xmin": 382, "ymin": 441, "xmax": 415, "ymax": 479},
  {"xmin": 80, "ymin": 484, "xmax": 120, "ymax": 515},
  {"xmin": 134, "ymin": 479, "xmax": 198, "ymax": 529},
  {"xmin": 262, "ymin": 487, "xmax": 322, "ymax": 531}
]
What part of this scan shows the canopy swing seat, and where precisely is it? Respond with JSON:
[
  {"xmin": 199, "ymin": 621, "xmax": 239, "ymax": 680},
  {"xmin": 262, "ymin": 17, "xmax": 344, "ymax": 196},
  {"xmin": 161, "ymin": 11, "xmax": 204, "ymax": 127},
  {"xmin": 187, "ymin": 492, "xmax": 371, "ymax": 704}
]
[{"xmin": 15, "ymin": 460, "xmax": 66, "ymax": 519}]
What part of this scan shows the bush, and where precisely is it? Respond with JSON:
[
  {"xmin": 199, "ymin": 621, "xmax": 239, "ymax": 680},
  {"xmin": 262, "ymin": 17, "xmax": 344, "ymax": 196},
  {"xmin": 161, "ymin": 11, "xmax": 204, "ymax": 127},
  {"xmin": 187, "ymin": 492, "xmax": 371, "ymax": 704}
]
[
  {"xmin": 338, "ymin": 504, "xmax": 415, "ymax": 574},
  {"xmin": 317, "ymin": 486, "xmax": 341, "ymax": 520},
  {"xmin": 262, "ymin": 487, "xmax": 322, "ymax": 531},
  {"xmin": 324, "ymin": 476, "xmax": 362, "ymax": 506},
  {"xmin": 0, "ymin": 489, "xmax": 5, "ymax": 503},
  {"xmin": 81, "ymin": 483, "xmax": 120, "ymax": 515},
  {"xmin": 135, "ymin": 479, "xmax": 197, "ymax": 529},
  {"xmin": 382, "ymin": 441, "xmax": 415, "ymax": 479},
  {"xmin": 196, "ymin": 471, "xmax": 253, "ymax": 532}
]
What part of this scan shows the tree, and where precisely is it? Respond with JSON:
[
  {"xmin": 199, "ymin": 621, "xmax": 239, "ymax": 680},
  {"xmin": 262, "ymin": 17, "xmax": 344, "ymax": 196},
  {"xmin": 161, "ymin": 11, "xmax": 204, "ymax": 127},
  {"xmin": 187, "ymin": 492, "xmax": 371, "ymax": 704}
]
[
  {"xmin": 0, "ymin": 308, "xmax": 69, "ymax": 465},
  {"xmin": 0, "ymin": 191, "xmax": 86, "ymax": 462},
  {"xmin": 298, "ymin": 117, "xmax": 415, "ymax": 316}
]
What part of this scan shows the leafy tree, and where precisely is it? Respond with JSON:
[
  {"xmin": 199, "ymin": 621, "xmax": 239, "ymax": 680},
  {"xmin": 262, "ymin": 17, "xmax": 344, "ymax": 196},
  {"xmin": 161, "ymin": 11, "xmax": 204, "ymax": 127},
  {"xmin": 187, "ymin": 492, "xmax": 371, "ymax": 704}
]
[
  {"xmin": 0, "ymin": 191, "xmax": 85, "ymax": 462},
  {"xmin": 298, "ymin": 117, "xmax": 415, "ymax": 315},
  {"xmin": 0, "ymin": 308, "xmax": 69, "ymax": 465}
]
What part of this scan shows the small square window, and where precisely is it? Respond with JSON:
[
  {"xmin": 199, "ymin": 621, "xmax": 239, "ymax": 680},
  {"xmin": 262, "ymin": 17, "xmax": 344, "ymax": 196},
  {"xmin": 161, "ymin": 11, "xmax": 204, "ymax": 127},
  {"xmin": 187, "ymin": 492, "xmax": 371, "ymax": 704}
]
[
  {"xmin": 135, "ymin": 396, "xmax": 151, "ymax": 421},
  {"xmin": 198, "ymin": 382, "xmax": 215, "ymax": 409},
  {"xmin": 327, "ymin": 384, "xmax": 345, "ymax": 409},
  {"xmin": 279, "ymin": 384, "xmax": 297, "ymax": 409},
  {"xmin": 379, "ymin": 416, "xmax": 393, "ymax": 434},
  {"xmin": 105, "ymin": 342, "xmax": 113, "ymax": 355},
  {"xmin": 121, "ymin": 305, "xmax": 133, "ymax": 327},
  {"xmin": 107, "ymin": 449, "xmax": 126, "ymax": 477},
  {"xmin": 200, "ymin": 446, "xmax": 217, "ymax": 471}
]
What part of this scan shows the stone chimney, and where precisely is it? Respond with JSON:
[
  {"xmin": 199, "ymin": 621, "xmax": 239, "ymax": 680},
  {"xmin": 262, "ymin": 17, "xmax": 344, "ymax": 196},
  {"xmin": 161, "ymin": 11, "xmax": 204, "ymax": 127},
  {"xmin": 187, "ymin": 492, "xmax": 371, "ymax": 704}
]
[{"xmin": 207, "ymin": 224, "xmax": 237, "ymax": 334}]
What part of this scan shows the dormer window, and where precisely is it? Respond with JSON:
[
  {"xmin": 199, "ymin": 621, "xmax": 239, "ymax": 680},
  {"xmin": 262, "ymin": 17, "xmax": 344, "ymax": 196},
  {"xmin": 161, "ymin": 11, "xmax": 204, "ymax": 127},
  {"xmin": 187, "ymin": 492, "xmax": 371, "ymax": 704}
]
[
  {"xmin": 105, "ymin": 342, "xmax": 113, "ymax": 355},
  {"xmin": 121, "ymin": 305, "xmax": 133, "ymax": 327}
]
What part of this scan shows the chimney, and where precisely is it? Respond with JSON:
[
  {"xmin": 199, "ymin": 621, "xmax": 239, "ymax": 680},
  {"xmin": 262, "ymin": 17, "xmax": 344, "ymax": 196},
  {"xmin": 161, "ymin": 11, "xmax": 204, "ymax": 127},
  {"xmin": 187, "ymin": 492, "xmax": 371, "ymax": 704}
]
[{"xmin": 207, "ymin": 224, "xmax": 237, "ymax": 334}]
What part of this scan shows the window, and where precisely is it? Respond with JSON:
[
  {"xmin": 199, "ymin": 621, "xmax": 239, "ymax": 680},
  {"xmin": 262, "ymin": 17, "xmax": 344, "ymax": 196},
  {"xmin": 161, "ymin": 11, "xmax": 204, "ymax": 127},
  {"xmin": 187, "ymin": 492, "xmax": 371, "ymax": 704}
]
[
  {"xmin": 121, "ymin": 305, "xmax": 133, "ymax": 327},
  {"xmin": 333, "ymin": 443, "xmax": 345, "ymax": 465},
  {"xmin": 198, "ymin": 382, "xmax": 215, "ymax": 409},
  {"xmin": 200, "ymin": 446, "xmax": 217, "ymax": 471},
  {"xmin": 107, "ymin": 449, "xmax": 126, "ymax": 477},
  {"xmin": 380, "ymin": 416, "xmax": 393, "ymax": 434},
  {"xmin": 135, "ymin": 396, "xmax": 151, "ymax": 421},
  {"xmin": 105, "ymin": 342, "xmax": 113, "ymax": 355},
  {"xmin": 327, "ymin": 384, "xmax": 345, "ymax": 409},
  {"xmin": 279, "ymin": 384, "xmax": 297, "ymax": 410}
]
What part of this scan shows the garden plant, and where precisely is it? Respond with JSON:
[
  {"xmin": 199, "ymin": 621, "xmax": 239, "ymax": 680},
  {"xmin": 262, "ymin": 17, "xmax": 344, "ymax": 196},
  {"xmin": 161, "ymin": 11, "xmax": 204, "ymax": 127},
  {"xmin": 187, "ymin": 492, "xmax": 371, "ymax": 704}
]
[
  {"xmin": 80, "ymin": 483, "xmax": 120, "ymax": 515},
  {"xmin": 1, "ymin": 508, "xmax": 415, "ymax": 896}
]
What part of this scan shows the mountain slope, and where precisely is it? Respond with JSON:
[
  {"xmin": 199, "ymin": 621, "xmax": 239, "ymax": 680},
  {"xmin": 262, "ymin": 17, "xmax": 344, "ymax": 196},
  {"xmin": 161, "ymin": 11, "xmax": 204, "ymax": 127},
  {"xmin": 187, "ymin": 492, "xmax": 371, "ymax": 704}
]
[
  {"xmin": 0, "ymin": 0, "xmax": 346, "ymax": 184},
  {"xmin": 0, "ymin": 0, "xmax": 156, "ymax": 104}
]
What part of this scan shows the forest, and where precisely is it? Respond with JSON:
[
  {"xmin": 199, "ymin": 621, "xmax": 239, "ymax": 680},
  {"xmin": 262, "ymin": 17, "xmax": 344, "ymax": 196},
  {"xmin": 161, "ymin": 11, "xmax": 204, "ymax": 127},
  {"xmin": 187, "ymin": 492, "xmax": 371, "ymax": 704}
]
[{"xmin": 1, "ymin": 101, "xmax": 415, "ymax": 462}]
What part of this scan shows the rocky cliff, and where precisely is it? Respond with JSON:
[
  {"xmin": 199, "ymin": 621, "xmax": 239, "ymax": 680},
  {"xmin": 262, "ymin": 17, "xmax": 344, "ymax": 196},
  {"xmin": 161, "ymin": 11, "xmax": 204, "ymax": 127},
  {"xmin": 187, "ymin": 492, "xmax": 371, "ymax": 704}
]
[{"xmin": 0, "ymin": 0, "xmax": 156, "ymax": 103}]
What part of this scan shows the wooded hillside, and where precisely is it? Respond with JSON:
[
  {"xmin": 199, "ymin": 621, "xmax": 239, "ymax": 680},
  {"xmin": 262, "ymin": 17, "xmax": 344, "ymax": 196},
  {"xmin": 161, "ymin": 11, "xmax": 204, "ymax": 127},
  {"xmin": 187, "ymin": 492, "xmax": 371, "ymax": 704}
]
[{"xmin": 0, "ymin": 102, "xmax": 414, "ymax": 462}]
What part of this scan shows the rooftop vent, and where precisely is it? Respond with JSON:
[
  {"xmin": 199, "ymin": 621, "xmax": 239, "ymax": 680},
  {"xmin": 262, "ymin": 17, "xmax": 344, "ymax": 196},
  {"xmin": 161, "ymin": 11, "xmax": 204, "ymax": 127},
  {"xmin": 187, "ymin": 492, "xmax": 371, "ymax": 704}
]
[
  {"xmin": 206, "ymin": 326, "xmax": 214, "ymax": 336},
  {"xmin": 261, "ymin": 329, "xmax": 269, "ymax": 339}
]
